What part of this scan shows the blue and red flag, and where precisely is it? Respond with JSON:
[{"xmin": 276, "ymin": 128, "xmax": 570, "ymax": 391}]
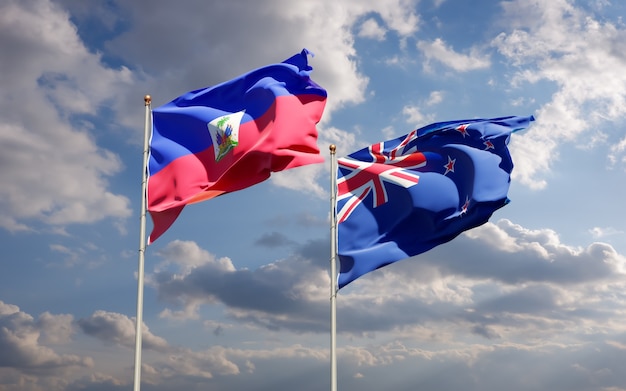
[
  {"xmin": 336, "ymin": 116, "xmax": 534, "ymax": 288},
  {"xmin": 148, "ymin": 49, "xmax": 327, "ymax": 244}
]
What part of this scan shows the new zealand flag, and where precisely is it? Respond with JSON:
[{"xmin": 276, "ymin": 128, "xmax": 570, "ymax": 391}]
[{"xmin": 336, "ymin": 116, "xmax": 534, "ymax": 288}]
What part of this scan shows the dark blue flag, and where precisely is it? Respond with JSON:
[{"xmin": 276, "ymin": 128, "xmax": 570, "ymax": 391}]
[{"xmin": 336, "ymin": 116, "xmax": 534, "ymax": 288}]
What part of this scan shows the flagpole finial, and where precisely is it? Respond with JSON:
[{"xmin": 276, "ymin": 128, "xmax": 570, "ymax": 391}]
[
  {"xmin": 144, "ymin": 95, "xmax": 151, "ymax": 105},
  {"xmin": 329, "ymin": 144, "xmax": 336, "ymax": 154}
]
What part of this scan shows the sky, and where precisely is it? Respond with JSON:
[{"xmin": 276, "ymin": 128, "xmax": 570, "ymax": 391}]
[{"xmin": 1, "ymin": 0, "xmax": 626, "ymax": 390}]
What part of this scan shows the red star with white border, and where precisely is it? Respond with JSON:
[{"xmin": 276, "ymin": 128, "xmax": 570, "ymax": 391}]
[
  {"xmin": 456, "ymin": 124, "xmax": 469, "ymax": 137},
  {"xmin": 460, "ymin": 196, "xmax": 470, "ymax": 215},
  {"xmin": 443, "ymin": 156, "xmax": 456, "ymax": 175}
]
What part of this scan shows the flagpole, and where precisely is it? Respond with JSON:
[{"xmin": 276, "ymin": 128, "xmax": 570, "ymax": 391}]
[
  {"xmin": 329, "ymin": 145, "xmax": 338, "ymax": 391},
  {"xmin": 133, "ymin": 94, "xmax": 151, "ymax": 391}
]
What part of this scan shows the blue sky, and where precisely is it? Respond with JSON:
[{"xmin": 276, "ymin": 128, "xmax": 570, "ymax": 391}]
[{"xmin": 1, "ymin": 0, "xmax": 626, "ymax": 390}]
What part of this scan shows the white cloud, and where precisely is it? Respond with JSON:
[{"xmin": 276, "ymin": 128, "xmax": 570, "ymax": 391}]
[
  {"xmin": 427, "ymin": 90, "xmax": 444, "ymax": 106},
  {"xmin": 271, "ymin": 164, "xmax": 327, "ymax": 198},
  {"xmin": 402, "ymin": 105, "xmax": 434, "ymax": 128},
  {"xmin": 401, "ymin": 91, "xmax": 444, "ymax": 129},
  {"xmin": 358, "ymin": 18, "xmax": 387, "ymax": 41},
  {"xmin": 609, "ymin": 135, "xmax": 626, "ymax": 168},
  {"xmin": 0, "ymin": 0, "xmax": 133, "ymax": 232},
  {"xmin": 493, "ymin": 0, "xmax": 626, "ymax": 188},
  {"xmin": 589, "ymin": 226, "xmax": 624, "ymax": 239},
  {"xmin": 37, "ymin": 312, "xmax": 74, "ymax": 344},
  {"xmin": 78, "ymin": 310, "xmax": 168, "ymax": 351},
  {"xmin": 417, "ymin": 38, "xmax": 491, "ymax": 72},
  {"xmin": 321, "ymin": 126, "xmax": 359, "ymax": 157},
  {"xmin": 0, "ymin": 301, "xmax": 92, "ymax": 374}
]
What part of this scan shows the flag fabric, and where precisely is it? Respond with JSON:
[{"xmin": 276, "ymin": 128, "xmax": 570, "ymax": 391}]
[
  {"xmin": 336, "ymin": 115, "xmax": 534, "ymax": 288},
  {"xmin": 147, "ymin": 49, "xmax": 327, "ymax": 244}
]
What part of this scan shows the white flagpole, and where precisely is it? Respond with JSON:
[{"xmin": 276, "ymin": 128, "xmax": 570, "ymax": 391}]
[
  {"xmin": 329, "ymin": 145, "xmax": 338, "ymax": 391},
  {"xmin": 133, "ymin": 94, "xmax": 151, "ymax": 391}
]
